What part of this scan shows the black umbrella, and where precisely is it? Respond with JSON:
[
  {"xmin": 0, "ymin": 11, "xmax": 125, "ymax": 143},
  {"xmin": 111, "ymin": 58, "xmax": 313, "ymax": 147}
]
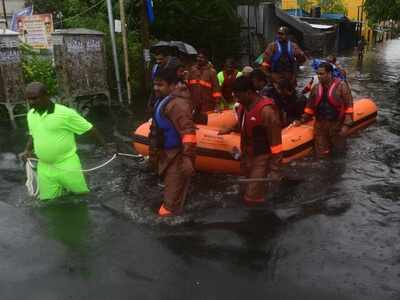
[{"xmin": 170, "ymin": 41, "xmax": 198, "ymax": 55}]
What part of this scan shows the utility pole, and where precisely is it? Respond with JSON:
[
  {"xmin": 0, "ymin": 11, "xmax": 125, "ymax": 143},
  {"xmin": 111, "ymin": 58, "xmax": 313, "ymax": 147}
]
[
  {"xmin": 360, "ymin": 0, "xmax": 365, "ymax": 40},
  {"xmin": 140, "ymin": 0, "xmax": 151, "ymax": 91},
  {"xmin": 106, "ymin": 0, "xmax": 124, "ymax": 104},
  {"xmin": 2, "ymin": 0, "xmax": 8, "ymax": 28},
  {"xmin": 119, "ymin": 0, "xmax": 132, "ymax": 104}
]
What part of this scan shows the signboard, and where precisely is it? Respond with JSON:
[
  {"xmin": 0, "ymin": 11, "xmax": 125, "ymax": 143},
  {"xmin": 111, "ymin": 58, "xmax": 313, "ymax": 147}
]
[
  {"xmin": 16, "ymin": 14, "xmax": 54, "ymax": 49},
  {"xmin": 64, "ymin": 38, "xmax": 102, "ymax": 54},
  {"xmin": 115, "ymin": 20, "xmax": 121, "ymax": 33}
]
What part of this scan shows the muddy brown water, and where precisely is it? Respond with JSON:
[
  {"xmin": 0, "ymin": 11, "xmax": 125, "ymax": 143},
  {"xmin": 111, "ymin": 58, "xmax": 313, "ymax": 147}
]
[{"xmin": 0, "ymin": 40, "xmax": 399, "ymax": 299}]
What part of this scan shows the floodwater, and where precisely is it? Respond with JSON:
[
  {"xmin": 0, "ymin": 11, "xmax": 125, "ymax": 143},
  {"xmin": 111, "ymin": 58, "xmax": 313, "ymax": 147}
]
[{"xmin": 1, "ymin": 39, "xmax": 400, "ymax": 299}]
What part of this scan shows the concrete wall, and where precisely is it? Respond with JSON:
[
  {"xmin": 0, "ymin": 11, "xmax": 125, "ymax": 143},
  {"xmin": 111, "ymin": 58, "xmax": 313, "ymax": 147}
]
[
  {"xmin": 0, "ymin": 33, "xmax": 25, "ymax": 104},
  {"xmin": 52, "ymin": 30, "xmax": 110, "ymax": 102},
  {"xmin": 237, "ymin": 3, "xmax": 281, "ymax": 65}
]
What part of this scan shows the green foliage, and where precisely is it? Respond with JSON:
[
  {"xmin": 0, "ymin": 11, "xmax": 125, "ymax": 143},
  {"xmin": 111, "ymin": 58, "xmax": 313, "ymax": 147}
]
[
  {"xmin": 29, "ymin": 0, "xmax": 245, "ymax": 95},
  {"xmin": 20, "ymin": 44, "xmax": 58, "ymax": 96},
  {"xmin": 151, "ymin": 0, "xmax": 242, "ymax": 65},
  {"xmin": 30, "ymin": 0, "xmax": 143, "ymax": 96},
  {"xmin": 364, "ymin": 0, "xmax": 400, "ymax": 24},
  {"xmin": 297, "ymin": 0, "xmax": 313, "ymax": 12},
  {"xmin": 317, "ymin": 0, "xmax": 347, "ymax": 14}
]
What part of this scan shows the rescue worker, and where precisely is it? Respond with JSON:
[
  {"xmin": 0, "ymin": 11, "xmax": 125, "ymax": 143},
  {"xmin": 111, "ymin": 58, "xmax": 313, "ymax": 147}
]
[
  {"xmin": 262, "ymin": 26, "xmax": 306, "ymax": 90},
  {"xmin": 303, "ymin": 56, "xmax": 347, "ymax": 97},
  {"xmin": 187, "ymin": 49, "xmax": 223, "ymax": 114},
  {"xmin": 217, "ymin": 58, "xmax": 242, "ymax": 107},
  {"xmin": 219, "ymin": 76, "xmax": 282, "ymax": 204},
  {"xmin": 148, "ymin": 63, "xmax": 191, "ymax": 165},
  {"xmin": 147, "ymin": 47, "xmax": 180, "ymax": 113},
  {"xmin": 149, "ymin": 68, "xmax": 197, "ymax": 216},
  {"xmin": 293, "ymin": 62, "xmax": 354, "ymax": 157},
  {"xmin": 21, "ymin": 82, "xmax": 109, "ymax": 201}
]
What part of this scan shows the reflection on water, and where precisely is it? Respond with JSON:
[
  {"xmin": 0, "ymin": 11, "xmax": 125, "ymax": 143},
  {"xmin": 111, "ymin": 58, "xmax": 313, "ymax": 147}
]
[
  {"xmin": 37, "ymin": 201, "xmax": 93, "ymax": 277},
  {"xmin": 38, "ymin": 201, "xmax": 90, "ymax": 250}
]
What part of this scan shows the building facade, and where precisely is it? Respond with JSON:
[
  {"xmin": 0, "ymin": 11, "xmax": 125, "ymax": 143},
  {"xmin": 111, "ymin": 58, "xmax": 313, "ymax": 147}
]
[
  {"xmin": 1, "ymin": 0, "xmax": 25, "ymax": 29},
  {"xmin": 281, "ymin": 0, "xmax": 374, "ymax": 42}
]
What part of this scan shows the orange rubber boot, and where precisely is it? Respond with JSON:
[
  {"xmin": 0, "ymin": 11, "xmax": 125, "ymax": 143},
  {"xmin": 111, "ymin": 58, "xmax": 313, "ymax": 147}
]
[{"xmin": 158, "ymin": 204, "xmax": 173, "ymax": 217}]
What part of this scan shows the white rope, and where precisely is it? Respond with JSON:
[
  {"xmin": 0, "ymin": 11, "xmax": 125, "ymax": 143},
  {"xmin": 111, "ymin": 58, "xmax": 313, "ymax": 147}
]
[
  {"xmin": 24, "ymin": 152, "xmax": 142, "ymax": 197},
  {"xmin": 25, "ymin": 159, "xmax": 39, "ymax": 197},
  {"xmin": 116, "ymin": 153, "xmax": 143, "ymax": 159}
]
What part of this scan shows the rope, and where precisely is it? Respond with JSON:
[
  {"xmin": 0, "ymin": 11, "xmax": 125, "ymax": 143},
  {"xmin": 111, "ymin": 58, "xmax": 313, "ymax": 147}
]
[
  {"xmin": 24, "ymin": 152, "xmax": 143, "ymax": 197},
  {"xmin": 25, "ymin": 159, "xmax": 39, "ymax": 197}
]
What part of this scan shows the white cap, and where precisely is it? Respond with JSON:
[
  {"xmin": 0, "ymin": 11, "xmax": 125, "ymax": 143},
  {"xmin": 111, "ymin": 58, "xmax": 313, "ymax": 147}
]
[{"xmin": 242, "ymin": 66, "xmax": 254, "ymax": 74}]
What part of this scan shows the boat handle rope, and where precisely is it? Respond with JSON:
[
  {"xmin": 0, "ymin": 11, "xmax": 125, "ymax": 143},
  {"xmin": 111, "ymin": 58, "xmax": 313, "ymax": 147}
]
[{"xmin": 25, "ymin": 152, "xmax": 143, "ymax": 197}]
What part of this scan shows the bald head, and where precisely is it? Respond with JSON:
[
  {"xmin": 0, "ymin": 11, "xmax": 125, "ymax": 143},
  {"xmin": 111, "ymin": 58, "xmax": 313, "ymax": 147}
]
[
  {"xmin": 25, "ymin": 82, "xmax": 48, "ymax": 98},
  {"xmin": 25, "ymin": 82, "xmax": 50, "ymax": 112},
  {"xmin": 278, "ymin": 26, "xmax": 289, "ymax": 35}
]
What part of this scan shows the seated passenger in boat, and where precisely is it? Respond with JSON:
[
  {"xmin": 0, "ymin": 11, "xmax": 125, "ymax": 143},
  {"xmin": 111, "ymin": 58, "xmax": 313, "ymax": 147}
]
[{"xmin": 250, "ymin": 69, "xmax": 269, "ymax": 97}]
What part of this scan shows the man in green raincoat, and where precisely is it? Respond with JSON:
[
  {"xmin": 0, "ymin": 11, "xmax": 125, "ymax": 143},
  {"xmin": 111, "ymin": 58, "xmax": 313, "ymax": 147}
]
[{"xmin": 21, "ymin": 82, "xmax": 109, "ymax": 201}]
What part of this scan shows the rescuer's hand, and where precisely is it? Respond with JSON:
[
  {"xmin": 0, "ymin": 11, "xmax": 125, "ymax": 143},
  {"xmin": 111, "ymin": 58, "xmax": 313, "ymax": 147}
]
[
  {"xmin": 214, "ymin": 105, "xmax": 223, "ymax": 113},
  {"xmin": 339, "ymin": 124, "xmax": 350, "ymax": 137},
  {"xmin": 148, "ymin": 150, "xmax": 160, "ymax": 171},
  {"xmin": 19, "ymin": 150, "xmax": 34, "ymax": 162},
  {"xmin": 218, "ymin": 127, "xmax": 232, "ymax": 135},
  {"xmin": 291, "ymin": 120, "xmax": 302, "ymax": 127}
]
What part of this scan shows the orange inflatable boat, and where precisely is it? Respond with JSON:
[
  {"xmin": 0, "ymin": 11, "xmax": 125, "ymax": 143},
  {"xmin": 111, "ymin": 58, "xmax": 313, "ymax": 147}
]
[{"xmin": 133, "ymin": 98, "xmax": 377, "ymax": 174}]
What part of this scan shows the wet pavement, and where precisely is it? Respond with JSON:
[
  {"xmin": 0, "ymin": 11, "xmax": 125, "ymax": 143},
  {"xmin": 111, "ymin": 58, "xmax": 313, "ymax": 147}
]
[{"xmin": 1, "ymin": 39, "xmax": 400, "ymax": 299}]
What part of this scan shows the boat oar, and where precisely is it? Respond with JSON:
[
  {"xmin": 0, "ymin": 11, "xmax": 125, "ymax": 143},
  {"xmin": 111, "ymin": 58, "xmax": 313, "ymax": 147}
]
[{"xmin": 237, "ymin": 177, "xmax": 277, "ymax": 183}]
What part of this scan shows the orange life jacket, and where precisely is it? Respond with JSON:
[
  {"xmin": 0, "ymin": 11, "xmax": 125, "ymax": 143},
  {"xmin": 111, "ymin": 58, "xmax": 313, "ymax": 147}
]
[{"xmin": 314, "ymin": 79, "xmax": 344, "ymax": 120}]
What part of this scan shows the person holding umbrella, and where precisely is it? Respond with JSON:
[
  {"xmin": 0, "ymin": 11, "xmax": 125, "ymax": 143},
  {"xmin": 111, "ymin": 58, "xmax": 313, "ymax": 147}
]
[{"xmin": 148, "ymin": 44, "xmax": 181, "ymax": 113}]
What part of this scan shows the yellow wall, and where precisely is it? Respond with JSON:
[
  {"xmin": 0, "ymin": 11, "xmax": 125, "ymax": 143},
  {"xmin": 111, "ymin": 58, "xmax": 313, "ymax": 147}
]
[
  {"xmin": 281, "ymin": 0, "xmax": 364, "ymax": 19},
  {"xmin": 281, "ymin": 0, "xmax": 373, "ymax": 41},
  {"xmin": 281, "ymin": 0, "xmax": 301, "ymax": 10},
  {"xmin": 341, "ymin": 0, "xmax": 363, "ymax": 20}
]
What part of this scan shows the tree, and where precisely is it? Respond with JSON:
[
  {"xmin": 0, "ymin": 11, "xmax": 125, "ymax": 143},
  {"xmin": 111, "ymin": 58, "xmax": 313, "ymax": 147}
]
[
  {"xmin": 297, "ymin": 0, "xmax": 313, "ymax": 12},
  {"xmin": 151, "ymin": 0, "xmax": 242, "ymax": 65},
  {"xmin": 317, "ymin": 0, "xmax": 347, "ymax": 14},
  {"xmin": 364, "ymin": 0, "xmax": 400, "ymax": 24},
  {"xmin": 27, "ymin": 0, "xmax": 143, "ymax": 97},
  {"xmin": 29, "ymin": 0, "xmax": 244, "ymax": 97}
]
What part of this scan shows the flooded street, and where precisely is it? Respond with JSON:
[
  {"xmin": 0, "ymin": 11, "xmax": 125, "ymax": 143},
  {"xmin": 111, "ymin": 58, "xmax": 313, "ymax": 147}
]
[{"xmin": 1, "ymin": 39, "xmax": 400, "ymax": 299}]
